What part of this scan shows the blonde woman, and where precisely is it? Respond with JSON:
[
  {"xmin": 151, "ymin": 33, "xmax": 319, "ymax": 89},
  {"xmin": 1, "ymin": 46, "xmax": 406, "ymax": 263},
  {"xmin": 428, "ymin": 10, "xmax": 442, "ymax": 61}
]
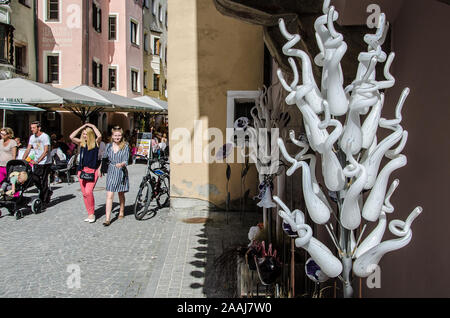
[
  {"xmin": 70, "ymin": 123, "xmax": 102, "ymax": 223},
  {"xmin": 102, "ymin": 126, "xmax": 130, "ymax": 226},
  {"xmin": 0, "ymin": 127, "xmax": 17, "ymax": 183}
]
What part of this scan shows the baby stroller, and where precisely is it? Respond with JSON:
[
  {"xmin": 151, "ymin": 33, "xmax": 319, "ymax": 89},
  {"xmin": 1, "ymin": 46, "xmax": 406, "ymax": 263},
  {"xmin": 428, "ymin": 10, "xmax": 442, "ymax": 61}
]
[{"xmin": 0, "ymin": 160, "xmax": 43, "ymax": 219}]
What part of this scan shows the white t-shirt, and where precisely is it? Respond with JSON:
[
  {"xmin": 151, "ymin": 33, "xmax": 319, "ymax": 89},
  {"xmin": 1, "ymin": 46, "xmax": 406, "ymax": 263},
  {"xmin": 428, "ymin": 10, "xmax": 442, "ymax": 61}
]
[{"xmin": 28, "ymin": 133, "xmax": 51, "ymax": 165}]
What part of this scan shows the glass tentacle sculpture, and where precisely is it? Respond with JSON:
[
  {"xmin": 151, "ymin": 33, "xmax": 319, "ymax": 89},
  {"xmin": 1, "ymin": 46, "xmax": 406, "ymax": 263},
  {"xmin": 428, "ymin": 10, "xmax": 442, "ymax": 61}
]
[{"xmin": 275, "ymin": 0, "xmax": 422, "ymax": 297}]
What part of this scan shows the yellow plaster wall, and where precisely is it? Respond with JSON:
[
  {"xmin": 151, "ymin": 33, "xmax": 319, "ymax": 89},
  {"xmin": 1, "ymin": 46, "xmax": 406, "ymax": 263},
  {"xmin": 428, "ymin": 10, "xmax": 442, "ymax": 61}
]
[{"xmin": 168, "ymin": 0, "xmax": 263, "ymax": 206}]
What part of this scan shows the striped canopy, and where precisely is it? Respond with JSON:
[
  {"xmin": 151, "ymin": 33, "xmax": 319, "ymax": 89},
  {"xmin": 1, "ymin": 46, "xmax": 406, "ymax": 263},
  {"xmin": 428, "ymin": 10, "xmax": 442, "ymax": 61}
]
[{"xmin": 0, "ymin": 101, "xmax": 45, "ymax": 127}]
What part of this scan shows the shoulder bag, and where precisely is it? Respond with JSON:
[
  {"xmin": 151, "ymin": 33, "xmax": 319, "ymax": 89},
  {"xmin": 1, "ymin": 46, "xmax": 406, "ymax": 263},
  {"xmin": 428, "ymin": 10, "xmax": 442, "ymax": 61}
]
[{"xmin": 79, "ymin": 147, "xmax": 95, "ymax": 182}]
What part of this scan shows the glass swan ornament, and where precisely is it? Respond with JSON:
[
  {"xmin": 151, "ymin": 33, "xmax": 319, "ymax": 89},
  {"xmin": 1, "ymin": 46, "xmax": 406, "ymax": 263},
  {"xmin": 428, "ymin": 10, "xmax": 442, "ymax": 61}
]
[
  {"xmin": 353, "ymin": 206, "xmax": 422, "ymax": 278},
  {"xmin": 273, "ymin": 195, "xmax": 343, "ymax": 278},
  {"xmin": 318, "ymin": 101, "xmax": 346, "ymax": 191},
  {"xmin": 354, "ymin": 179, "xmax": 399, "ymax": 258},
  {"xmin": 361, "ymin": 91, "xmax": 409, "ymax": 222},
  {"xmin": 278, "ymin": 138, "xmax": 332, "ymax": 225},
  {"xmin": 314, "ymin": 4, "xmax": 349, "ymax": 116},
  {"xmin": 339, "ymin": 139, "xmax": 367, "ymax": 230},
  {"xmin": 288, "ymin": 130, "xmax": 333, "ymax": 208},
  {"xmin": 360, "ymin": 88, "xmax": 409, "ymax": 190},
  {"xmin": 340, "ymin": 14, "xmax": 394, "ymax": 155},
  {"xmin": 278, "ymin": 18, "xmax": 324, "ymax": 115}
]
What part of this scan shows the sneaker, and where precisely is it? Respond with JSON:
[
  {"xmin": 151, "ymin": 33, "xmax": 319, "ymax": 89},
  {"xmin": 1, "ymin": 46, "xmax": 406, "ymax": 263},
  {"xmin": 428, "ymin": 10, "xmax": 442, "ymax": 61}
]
[{"xmin": 84, "ymin": 217, "xmax": 95, "ymax": 223}]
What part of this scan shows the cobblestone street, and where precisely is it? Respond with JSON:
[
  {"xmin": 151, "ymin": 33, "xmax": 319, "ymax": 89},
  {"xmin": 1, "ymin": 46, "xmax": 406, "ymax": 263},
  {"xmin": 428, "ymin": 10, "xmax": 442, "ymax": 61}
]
[{"xmin": 0, "ymin": 163, "xmax": 258, "ymax": 298}]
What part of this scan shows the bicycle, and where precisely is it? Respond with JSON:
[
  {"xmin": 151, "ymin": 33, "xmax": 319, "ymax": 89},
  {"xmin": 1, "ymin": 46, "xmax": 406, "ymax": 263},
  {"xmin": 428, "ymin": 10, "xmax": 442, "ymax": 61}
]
[{"xmin": 134, "ymin": 156, "xmax": 170, "ymax": 220}]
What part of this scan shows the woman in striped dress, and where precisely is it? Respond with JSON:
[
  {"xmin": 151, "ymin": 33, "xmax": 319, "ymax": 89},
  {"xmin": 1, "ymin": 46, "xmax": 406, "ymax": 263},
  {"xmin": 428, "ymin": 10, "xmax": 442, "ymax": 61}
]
[{"xmin": 102, "ymin": 126, "xmax": 130, "ymax": 226}]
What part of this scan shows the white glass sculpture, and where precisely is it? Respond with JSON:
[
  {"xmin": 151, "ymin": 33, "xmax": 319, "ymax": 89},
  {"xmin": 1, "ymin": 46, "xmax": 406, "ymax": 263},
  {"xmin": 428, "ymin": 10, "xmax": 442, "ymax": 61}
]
[{"xmin": 274, "ymin": 0, "xmax": 422, "ymax": 297}]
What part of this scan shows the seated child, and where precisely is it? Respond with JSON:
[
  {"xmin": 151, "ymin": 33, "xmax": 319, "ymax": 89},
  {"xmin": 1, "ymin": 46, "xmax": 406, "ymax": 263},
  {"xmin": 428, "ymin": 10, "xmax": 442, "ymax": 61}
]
[{"xmin": 0, "ymin": 171, "xmax": 28, "ymax": 199}]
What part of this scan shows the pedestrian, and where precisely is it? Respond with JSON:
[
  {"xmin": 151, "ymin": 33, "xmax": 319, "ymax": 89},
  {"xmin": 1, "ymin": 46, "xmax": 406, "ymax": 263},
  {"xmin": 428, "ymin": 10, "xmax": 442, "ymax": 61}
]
[
  {"xmin": 56, "ymin": 134, "xmax": 70, "ymax": 157},
  {"xmin": 16, "ymin": 137, "xmax": 28, "ymax": 161},
  {"xmin": 14, "ymin": 137, "xmax": 22, "ymax": 148},
  {"xmin": 67, "ymin": 139, "xmax": 77, "ymax": 156},
  {"xmin": 69, "ymin": 123, "xmax": 102, "ymax": 223},
  {"xmin": 21, "ymin": 121, "xmax": 53, "ymax": 205},
  {"xmin": 50, "ymin": 140, "xmax": 68, "ymax": 184},
  {"xmin": 0, "ymin": 127, "xmax": 17, "ymax": 183},
  {"xmin": 98, "ymin": 131, "xmax": 109, "ymax": 159},
  {"xmin": 102, "ymin": 126, "xmax": 130, "ymax": 226}
]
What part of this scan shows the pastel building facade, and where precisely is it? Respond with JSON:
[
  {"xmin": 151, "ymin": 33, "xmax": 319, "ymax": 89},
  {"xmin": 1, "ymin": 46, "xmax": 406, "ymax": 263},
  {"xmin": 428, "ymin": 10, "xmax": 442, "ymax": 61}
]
[
  {"xmin": 0, "ymin": 0, "xmax": 37, "ymax": 81},
  {"xmin": 37, "ymin": 0, "xmax": 145, "ymax": 136},
  {"xmin": 143, "ymin": 0, "xmax": 167, "ymax": 101},
  {"xmin": 0, "ymin": 0, "xmax": 38, "ymax": 140}
]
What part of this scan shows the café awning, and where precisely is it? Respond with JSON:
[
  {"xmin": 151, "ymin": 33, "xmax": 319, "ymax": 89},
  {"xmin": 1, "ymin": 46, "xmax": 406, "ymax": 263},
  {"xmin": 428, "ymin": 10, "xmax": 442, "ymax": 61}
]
[
  {"xmin": 0, "ymin": 78, "xmax": 109, "ymax": 106},
  {"xmin": 66, "ymin": 85, "xmax": 162, "ymax": 112},
  {"xmin": 133, "ymin": 95, "xmax": 167, "ymax": 113},
  {"xmin": 0, "ymin": 101, "xmax": 45, "ymax": 126},
  {"xmin": 0, "ymin": 78, "xmax": 112, "ymax": 122}
]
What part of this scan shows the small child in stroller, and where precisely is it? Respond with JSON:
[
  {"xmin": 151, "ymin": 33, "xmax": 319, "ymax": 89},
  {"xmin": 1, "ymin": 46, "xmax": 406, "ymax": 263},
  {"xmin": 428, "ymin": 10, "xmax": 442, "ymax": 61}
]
[{"xmin": 0, "ymin": 170, "xmax": 28, "ymax": 199}]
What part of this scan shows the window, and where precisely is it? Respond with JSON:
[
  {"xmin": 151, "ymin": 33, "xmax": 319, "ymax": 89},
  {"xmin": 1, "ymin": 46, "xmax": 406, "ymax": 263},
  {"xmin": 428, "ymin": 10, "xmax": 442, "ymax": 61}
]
[
  {"xmin": 131, "ymin": 70, "xmax": 139, "ymax": 92},
  {"xmin": 152, "ymin": 1, "xmax": 157, "ymax": 15},
  {"xmin": 109, "ymin": 16, "xmax": 117, "ymax": 40},
  {"xmin": 93, "ymin": 3, "xmax": 102, "ymax": 33},
  {"xmin": 47, "ymin": 0, "xmax": 59, "ymax": 21},
  {"xmin": 165, "ymin": 11, "xmax": 168, "ymax": 27},
  {"xmin": 15, "ymin": 45, "xmax": 27, "ymax": 75},
  {"xmin": 144, "ymin": 71, "xmax": 147, "ymax": 89},
  {"xmin": 153, "ymin": 74, "xmax": 159, "ymax": 91},
  {"xmin": 159, "ymin": 5, "xmax": 163, "ymax": 22},
  {"xmin": 108, "ymin": 67, "xmax": 117, "ymax": 91},
  {"xmin": 153, "ymin": 38, "xmax": 160, "ymax": 55},
  {"xmin": 144, "ymin": 33, "xmax": 149, "ymax": 52},
  {"xmin": 92, "ymin": 60, "xmax": 102, "ymax": 87},
  {"xmin": 0, "ymin": 24, "xmax": 13, "ymax": 65},
  {"xmin": 144, "ymin": 0, "xmax": 150, "ymax": 8},
  {"xmin": 226, "ymin": 91, "xmax": 260, "ymax": 143},
  {"xmin": 130, "ymin": 20, "xmax": 139, "ymax": 45},
  {"xmin": 46, "ymin": 55, "xmax": 59, "ymax": 83}
]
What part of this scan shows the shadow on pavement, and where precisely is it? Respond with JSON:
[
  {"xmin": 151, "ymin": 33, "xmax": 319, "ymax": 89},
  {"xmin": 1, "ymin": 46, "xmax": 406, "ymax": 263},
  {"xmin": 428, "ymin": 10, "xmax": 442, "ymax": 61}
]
[
  {"xmin": 187, "ymin": 211, "xmax": 260, "ymax": 297},
  {"xmin": 46, "ymin": 194, "xmax": 76, "ymax": 209}
]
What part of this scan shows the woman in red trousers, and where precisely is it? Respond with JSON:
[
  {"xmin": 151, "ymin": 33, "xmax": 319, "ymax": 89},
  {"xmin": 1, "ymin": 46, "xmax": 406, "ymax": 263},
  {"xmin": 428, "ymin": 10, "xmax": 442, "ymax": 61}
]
[{"xmin": 70, "ymin": 123, "xmax": 102, "ymax": 223}]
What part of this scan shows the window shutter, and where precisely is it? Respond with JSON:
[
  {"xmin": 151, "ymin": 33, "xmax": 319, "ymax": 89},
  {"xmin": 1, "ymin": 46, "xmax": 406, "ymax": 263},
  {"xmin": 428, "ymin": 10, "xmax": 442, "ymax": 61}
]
[
  {"xmin": 99, "ymin": 9, "xmax": 102, "ymax": 32},
  {"xmin": 92, "ymin": 61, "xmax": 97, "ymax": 86},
  {"xmin": 99, "ymin": 64, "xmax": 103, "ymax": 87},
  {"xmin": 93, "ymin": 4, "xmax": 97, "ymax": 29},
  {"xmin": 47, "ymin": 56, "xmax": 51, "ymax": 83}
]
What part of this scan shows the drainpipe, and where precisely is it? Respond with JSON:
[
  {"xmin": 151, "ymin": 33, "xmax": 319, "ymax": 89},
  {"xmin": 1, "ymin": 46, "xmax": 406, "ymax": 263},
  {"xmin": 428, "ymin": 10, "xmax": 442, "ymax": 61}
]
[
  {"xmin": 34, "ymin": 0, "xmax": 38, "ymax": 81},
  {"xmin": 85, "ymin": 0, "xmax": 89, "ymax": 85}
]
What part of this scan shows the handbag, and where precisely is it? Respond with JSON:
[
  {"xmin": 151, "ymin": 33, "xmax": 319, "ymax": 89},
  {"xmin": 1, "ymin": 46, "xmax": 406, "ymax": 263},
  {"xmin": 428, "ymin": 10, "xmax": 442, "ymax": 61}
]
[
  {"xmin": 79, "ymin": 147, "xmax": 95, "ymax": 181},
  {"xmin": 80, "ymin": 170, "xmax": 95, "ymax": 181}
]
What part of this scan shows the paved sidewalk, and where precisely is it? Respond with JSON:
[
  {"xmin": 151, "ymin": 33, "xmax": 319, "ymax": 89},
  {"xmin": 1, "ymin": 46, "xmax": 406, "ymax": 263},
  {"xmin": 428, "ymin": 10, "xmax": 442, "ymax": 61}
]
[
  {"xmin": 141, "ymin": 199, "xmax": 259, "ymax": 298},
  {"xmin": 0, "ymin": 164, "xmax": 259, "ymax": 298}
]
